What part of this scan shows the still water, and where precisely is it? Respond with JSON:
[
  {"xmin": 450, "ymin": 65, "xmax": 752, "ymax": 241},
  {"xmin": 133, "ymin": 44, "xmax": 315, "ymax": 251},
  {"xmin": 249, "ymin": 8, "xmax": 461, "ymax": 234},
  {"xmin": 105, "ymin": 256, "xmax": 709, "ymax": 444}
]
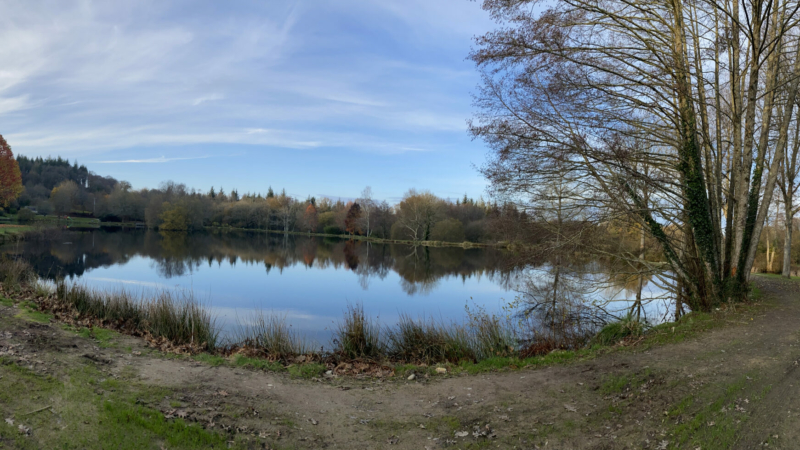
[{"xmin": 2, "ymin": 229, "xmax": 522, "ymax": 343}]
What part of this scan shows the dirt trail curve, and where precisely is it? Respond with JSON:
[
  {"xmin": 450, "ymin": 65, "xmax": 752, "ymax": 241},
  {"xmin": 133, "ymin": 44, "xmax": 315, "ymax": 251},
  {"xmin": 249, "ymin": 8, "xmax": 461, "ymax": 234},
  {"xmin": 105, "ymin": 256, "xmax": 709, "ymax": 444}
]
[{"xmin": 2, "ymin": 277, "xmax": 800, "ymax": 449}]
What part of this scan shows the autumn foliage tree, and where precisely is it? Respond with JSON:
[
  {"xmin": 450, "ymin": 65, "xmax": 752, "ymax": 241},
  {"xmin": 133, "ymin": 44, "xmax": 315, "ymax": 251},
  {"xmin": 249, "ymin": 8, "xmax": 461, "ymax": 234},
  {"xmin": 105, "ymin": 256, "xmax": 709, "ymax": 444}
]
[
  {"xmin": 303, "ymin": 203, "xmax": 318, "ymax": 233},
  {"xmin": 0, "ymin": 135, "xmax": 23, "ymax": 208},
  {"xmin": 345, "ymin": 202, "xmax": 363, "ymax": 235}
]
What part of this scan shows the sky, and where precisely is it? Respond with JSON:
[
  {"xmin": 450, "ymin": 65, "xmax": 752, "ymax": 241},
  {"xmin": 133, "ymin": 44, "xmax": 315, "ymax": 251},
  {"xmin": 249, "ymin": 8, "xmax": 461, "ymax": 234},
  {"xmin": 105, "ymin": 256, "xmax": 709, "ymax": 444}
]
[{"xmin": 0, "ymin": 0, "xmax": 497, "ymax": 203}]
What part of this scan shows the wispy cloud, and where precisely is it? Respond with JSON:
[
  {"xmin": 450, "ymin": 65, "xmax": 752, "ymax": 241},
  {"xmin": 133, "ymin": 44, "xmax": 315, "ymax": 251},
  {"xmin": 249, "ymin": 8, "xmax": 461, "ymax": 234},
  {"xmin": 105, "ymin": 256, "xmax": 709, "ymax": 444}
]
[
  {"xmin": 0, "ymin": 0, "xmax": 493, "ymax": 199},
  {"xmin": 93, "ymin": 155, "xmax": 211, "ymax": 164},
  {"xmin": 192, "ymin": 94, "xmax": 224, "ymax": 106}
]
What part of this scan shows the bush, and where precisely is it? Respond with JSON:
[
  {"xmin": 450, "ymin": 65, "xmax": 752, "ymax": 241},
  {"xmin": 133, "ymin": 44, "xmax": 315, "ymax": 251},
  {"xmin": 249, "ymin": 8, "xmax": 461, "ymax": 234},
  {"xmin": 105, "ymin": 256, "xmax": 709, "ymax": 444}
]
[
  {"xmin": 17, "ymin": 208, "xmax": 36, "ymax": 223},
  {"xmin": 464, "ymin": 221, "xmax": 485, "ymax": 243},
  {"xmin": 323, "ymin": 225, "xmax": 343, "ymax": 235},
  {"xmin": 594, "ymin": 315, "xmax": 644, "ymax": 345},
  {"xmin": 390, "ymin": 221, "xmax": 415, "ymax": 240},
  {"xmin": 430, "ymin": 218, "xmax": 466, "ymax": 243}
]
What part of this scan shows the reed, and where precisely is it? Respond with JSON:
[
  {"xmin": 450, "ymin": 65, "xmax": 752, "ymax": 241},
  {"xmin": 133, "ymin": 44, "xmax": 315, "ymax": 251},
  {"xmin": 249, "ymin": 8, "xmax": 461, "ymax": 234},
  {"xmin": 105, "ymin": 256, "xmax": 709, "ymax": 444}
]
[
  {"xmin": 0, "ymin": 263, "xmax": 614, "ymax": 366},
  {"xmin": 233, "ymin": 311, "xmax": 310, "ymax": 359},
  {"xmin": 387, "ymin": 315, "xmax": 474, "ymax": 363},
  {"xmin": 0, "ymin": 256, "xmax": 34, "ymax": 290},
  {"xmin": 334, "ymin": 304, "xmax": 385, "ymax": 359},
  {"xmin": 54, "ymin": 282, "xmax": 218, "ymax": 350}
]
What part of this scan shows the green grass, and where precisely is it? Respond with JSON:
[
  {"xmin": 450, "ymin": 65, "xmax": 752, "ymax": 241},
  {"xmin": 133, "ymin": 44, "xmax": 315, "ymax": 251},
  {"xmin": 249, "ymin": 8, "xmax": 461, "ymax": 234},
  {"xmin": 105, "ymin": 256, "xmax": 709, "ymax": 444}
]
[
  {"xmin": 287, "ymin": 362, "xmax": 326, "ymax": 379},
  {"xmin": 232, "ymin": 355, "xmax": 285, "ymax": 372},
  {"xmin": 192, "ymin": 353, "xmax": 226, "ymax": 366},
  {"xmin": 0, "ymin": 287, "xmax": 251, "ymax": 450},
  {"xmin": 0, "ymin": 296, "xmax": 13, "ymax": 307},
  {"xmin": 0, "ymin": 225, "xmax": 32, "ymax": 235},
  {"xmin": 667, "ymin": 374, "xmax": 764, "ymax": 450},
  {"xmin": 16, "ymin": 301, "xmax": 53, "ymax": 323},
  {"xmin": 63, "ymin": 325, "xmax": 120, "ymax": 348},
  {"xmin": 599, "ymin": 368, "xmax": 652, "ymax": 395},
  {"xmin": 0, "ymin": 355, "xmax": 244, "ymax": 450},
  {"xmin": 100, "ymin": 401, "xmax": 231, "ymax": 449}
]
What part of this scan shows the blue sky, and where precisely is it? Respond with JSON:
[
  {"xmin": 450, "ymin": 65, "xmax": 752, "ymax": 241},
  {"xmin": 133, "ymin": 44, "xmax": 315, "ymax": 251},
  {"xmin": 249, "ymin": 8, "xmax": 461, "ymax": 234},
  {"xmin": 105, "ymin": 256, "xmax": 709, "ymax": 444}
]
[{"xmin": 0, "ymin": 0, "xmax": 496, "ymax": 203}]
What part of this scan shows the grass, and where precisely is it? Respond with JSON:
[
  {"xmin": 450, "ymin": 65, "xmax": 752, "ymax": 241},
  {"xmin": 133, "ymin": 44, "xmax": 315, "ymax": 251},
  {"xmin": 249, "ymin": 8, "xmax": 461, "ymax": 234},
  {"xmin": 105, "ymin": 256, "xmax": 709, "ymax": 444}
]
[
  {"xmin": 0, "ymin": 224, "xmax": 32, "ymax": 235},
  {"xmin": 0, "ymin": 254, "xmax": 773, "ymax": 378},
  {"xmin": 667, "ymin": 373, "xmax": 765, "ymax": 450},
  {"xmin": 233, "ymin": 311, "xmax": 310, "ymax": 359},
  {"xmin": 53, "ymin": 282, "xmax": 219, "ymax": 350},
  {"xmin": 387, "ymin": 315, "xmax": 473, "ymax": 363},
  {"xmin": 192, "ymin": 353, "xmax": 226, "ymax": 366},
  {"xmin": 598, "ymin": 368, "xmax": 652, "ymax": 395},
  {"xmin": 594, "ymin": 315, "xmax": 644, "ymax": 345},
  {"xmin": 232, "ymin": 354, "xmax": 285, "ymax": 371},
  {"xmin": 287, "ymin": 362, "xmax": 326, "ymax": 379},
  {"xmin": 0, "ymin": 356, "xmax": 245, "ymax": 450},
  {"xmin": 63, "ymin": 325, "xmax": 120, "ymax": 348},
  {"xmin": 335, "ymin": 304, "xmax": 384, "ymax": 359},
  {"xmin": 16, "ymin": 301, "xmax": 53, "ymax": 323}
]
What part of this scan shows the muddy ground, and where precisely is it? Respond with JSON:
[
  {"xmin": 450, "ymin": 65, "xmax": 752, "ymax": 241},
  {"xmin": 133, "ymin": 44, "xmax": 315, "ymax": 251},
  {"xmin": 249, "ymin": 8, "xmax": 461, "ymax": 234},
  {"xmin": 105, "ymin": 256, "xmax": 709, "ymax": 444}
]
[{"xmin": 1, "ymin": 277, "xmax": 800, "ymax": 449}]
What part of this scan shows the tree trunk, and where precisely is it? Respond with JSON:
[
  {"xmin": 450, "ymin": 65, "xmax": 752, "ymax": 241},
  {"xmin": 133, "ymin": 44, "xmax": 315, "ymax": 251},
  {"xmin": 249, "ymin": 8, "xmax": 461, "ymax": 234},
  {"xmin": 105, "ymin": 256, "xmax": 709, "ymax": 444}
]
[{"xmin": 784, "ymin": 200, "xmax": 794, "ymax": 277}]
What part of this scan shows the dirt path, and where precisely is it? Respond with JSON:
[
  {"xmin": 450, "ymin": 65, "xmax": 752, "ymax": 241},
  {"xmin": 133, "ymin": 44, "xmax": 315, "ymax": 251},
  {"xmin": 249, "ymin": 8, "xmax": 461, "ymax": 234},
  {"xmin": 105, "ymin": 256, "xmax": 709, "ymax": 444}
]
[{"xmin": 2, "ymin": 277, "xmax": 800, "ymax": 449}]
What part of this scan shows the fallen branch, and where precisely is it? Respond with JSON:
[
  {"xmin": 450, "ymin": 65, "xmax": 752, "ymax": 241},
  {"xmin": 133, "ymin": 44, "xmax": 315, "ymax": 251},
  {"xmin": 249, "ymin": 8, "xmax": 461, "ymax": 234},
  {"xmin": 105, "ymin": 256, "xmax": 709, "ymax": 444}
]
[{"xmin": 23, "ymin": 405, "xmax": 52, "ymax": 416}]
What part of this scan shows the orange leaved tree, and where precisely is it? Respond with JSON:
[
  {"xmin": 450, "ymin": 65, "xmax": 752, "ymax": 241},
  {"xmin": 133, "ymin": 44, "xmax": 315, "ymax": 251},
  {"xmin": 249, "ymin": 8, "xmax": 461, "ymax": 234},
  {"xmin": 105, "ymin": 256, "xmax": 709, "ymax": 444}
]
[{"xmin": 0, "ymin": 135, "xmax": 23, "ymax": 208}]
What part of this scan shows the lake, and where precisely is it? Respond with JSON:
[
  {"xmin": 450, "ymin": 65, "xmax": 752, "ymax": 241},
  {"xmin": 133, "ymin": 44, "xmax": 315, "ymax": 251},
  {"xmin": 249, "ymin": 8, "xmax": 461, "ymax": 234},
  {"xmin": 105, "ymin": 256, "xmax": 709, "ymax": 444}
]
[
  {"xmin": 1, "ymin": 228, "xmax": 676, "ymax": 345},
  {"xmin": 1, "ymin": 229, "xmax": 525, "ymax": 343}
]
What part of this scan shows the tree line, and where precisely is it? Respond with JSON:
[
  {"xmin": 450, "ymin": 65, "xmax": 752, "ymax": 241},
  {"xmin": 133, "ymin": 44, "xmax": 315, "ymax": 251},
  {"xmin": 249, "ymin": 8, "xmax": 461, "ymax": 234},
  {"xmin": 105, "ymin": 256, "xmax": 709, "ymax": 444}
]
[{"xmin": 4, "ymin": 154, "xmax": 530, "ymax": 243}]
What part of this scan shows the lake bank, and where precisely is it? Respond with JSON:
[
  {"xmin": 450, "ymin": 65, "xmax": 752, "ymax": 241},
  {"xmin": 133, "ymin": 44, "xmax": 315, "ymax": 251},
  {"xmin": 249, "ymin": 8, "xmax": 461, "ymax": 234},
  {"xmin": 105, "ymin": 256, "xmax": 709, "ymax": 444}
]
[{"xmin": 0, "ymin": 275, "xmax": 783, "ymax": 449}]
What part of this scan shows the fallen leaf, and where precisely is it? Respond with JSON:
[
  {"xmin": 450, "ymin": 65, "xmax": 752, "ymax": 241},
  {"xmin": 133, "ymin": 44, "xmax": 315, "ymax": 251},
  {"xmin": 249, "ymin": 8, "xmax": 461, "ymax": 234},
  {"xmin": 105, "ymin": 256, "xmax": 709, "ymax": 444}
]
[
  {"xmin": 4, "ymin": 418, "xmax": 13, "ymax": 426},
  {"xmin": 564, "ymin": 404, "xmax": 578, "ymax": 413},
  {"xmin": 455, "ymin": 431, "xmax": 469, "ymax": 438}
]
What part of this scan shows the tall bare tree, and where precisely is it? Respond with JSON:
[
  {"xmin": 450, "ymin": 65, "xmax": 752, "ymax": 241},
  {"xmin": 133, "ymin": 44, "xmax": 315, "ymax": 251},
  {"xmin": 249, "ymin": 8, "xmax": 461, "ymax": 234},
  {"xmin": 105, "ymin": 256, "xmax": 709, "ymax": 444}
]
[
  {"xmin": 472, "ymin": 0, "xmax": 800, "ymax": 310},
  {"xmin": 359, "ymin": 186, "xmax": 375, "ymax": 237},
  {"xmin": 778, "ymin": 113, "xmax": 800, "ymax": 276}
]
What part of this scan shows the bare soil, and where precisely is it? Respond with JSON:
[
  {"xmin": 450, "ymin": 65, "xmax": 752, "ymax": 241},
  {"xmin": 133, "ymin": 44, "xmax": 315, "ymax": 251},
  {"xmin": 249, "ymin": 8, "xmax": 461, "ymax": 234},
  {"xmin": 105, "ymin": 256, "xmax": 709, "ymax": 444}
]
[{"xmin": 2, "ymin": 277, "xmax": 800, "ymax": 449}]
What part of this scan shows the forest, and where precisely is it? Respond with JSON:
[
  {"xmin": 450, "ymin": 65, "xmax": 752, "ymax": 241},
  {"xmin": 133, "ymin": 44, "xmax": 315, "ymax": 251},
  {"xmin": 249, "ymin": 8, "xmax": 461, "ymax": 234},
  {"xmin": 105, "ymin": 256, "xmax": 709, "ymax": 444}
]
[{"xmin": 3, "ymin": 154, "xmax": 537, "ymax": 244}]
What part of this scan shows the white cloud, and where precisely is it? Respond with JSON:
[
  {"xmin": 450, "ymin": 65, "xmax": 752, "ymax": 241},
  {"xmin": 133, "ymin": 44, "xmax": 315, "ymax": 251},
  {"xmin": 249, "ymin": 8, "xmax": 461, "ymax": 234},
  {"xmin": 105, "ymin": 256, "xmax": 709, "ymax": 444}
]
[
  {"xmin": 0, "ymin": 0, "xmax": 490, "ymax": 164},
  {"xmin": 192, "ymin": 94, "xmax": 224, "ymax": 106},
  {"xmin": 92, "ymin": 155, "xmax": 211, "ymax": 164}
]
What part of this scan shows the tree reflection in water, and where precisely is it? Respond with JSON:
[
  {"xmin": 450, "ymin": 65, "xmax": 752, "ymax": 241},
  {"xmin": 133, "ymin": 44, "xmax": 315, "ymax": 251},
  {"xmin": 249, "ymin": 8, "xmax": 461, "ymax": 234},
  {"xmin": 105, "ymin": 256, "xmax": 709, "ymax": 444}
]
[{"xmin": 3, "ymin": 229, "xmax": 521, "ymax": 294}]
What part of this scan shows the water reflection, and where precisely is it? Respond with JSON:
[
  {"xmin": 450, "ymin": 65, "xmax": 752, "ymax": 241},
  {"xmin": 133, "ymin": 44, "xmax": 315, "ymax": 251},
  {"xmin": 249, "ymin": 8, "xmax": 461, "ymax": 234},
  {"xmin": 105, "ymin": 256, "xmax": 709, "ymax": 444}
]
[
  {"xmin": 2, "ymin": 229, "xmax": 676, "ymax": 343},
  {"xmin": 2, "ymin": 229, "xmax": 520, "ymax": 295}
]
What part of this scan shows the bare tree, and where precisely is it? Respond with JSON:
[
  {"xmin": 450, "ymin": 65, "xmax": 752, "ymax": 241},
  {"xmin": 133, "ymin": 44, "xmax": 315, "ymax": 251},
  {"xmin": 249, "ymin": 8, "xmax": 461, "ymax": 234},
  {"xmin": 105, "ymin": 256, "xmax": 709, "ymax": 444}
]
[
  {"xmin": 394, "ymin": 189, "xmax": 440, "ymax": 241},
  {"xmin": 779, "ymin": 114, "xmax": 800, "ymax": 277},
  {"xmin": 471, "ymin": 0, "xmax": 800, "ymax": 310},
  {"xmin": 359, "ymin": 186, "xmax": 375, "ymax": 237}
]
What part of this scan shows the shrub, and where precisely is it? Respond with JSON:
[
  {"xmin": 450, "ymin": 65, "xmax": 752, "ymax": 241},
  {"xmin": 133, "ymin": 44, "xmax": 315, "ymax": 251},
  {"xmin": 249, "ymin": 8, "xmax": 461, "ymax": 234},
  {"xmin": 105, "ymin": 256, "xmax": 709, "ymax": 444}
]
[
  {"xmin": 323, "ymin": 225, "xmax": 343, "ymax": 235},
  {"xmin": 17, "ymin": 208, "xmax": 36, "ymax": 223},
  {"xmin": 390, "ymin": 221, "xmax": 415, "ymax": 240},
  {"xmin": 464, "ymin": 221, "xmax": 485, "ymax": 243},
  {"xmin": 594, "ymin": 315, "xmax": 644, "ymax": 345},
  {"xmin": 430, "ymin": 218, "xmax": 465, "ymax": 243}
]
